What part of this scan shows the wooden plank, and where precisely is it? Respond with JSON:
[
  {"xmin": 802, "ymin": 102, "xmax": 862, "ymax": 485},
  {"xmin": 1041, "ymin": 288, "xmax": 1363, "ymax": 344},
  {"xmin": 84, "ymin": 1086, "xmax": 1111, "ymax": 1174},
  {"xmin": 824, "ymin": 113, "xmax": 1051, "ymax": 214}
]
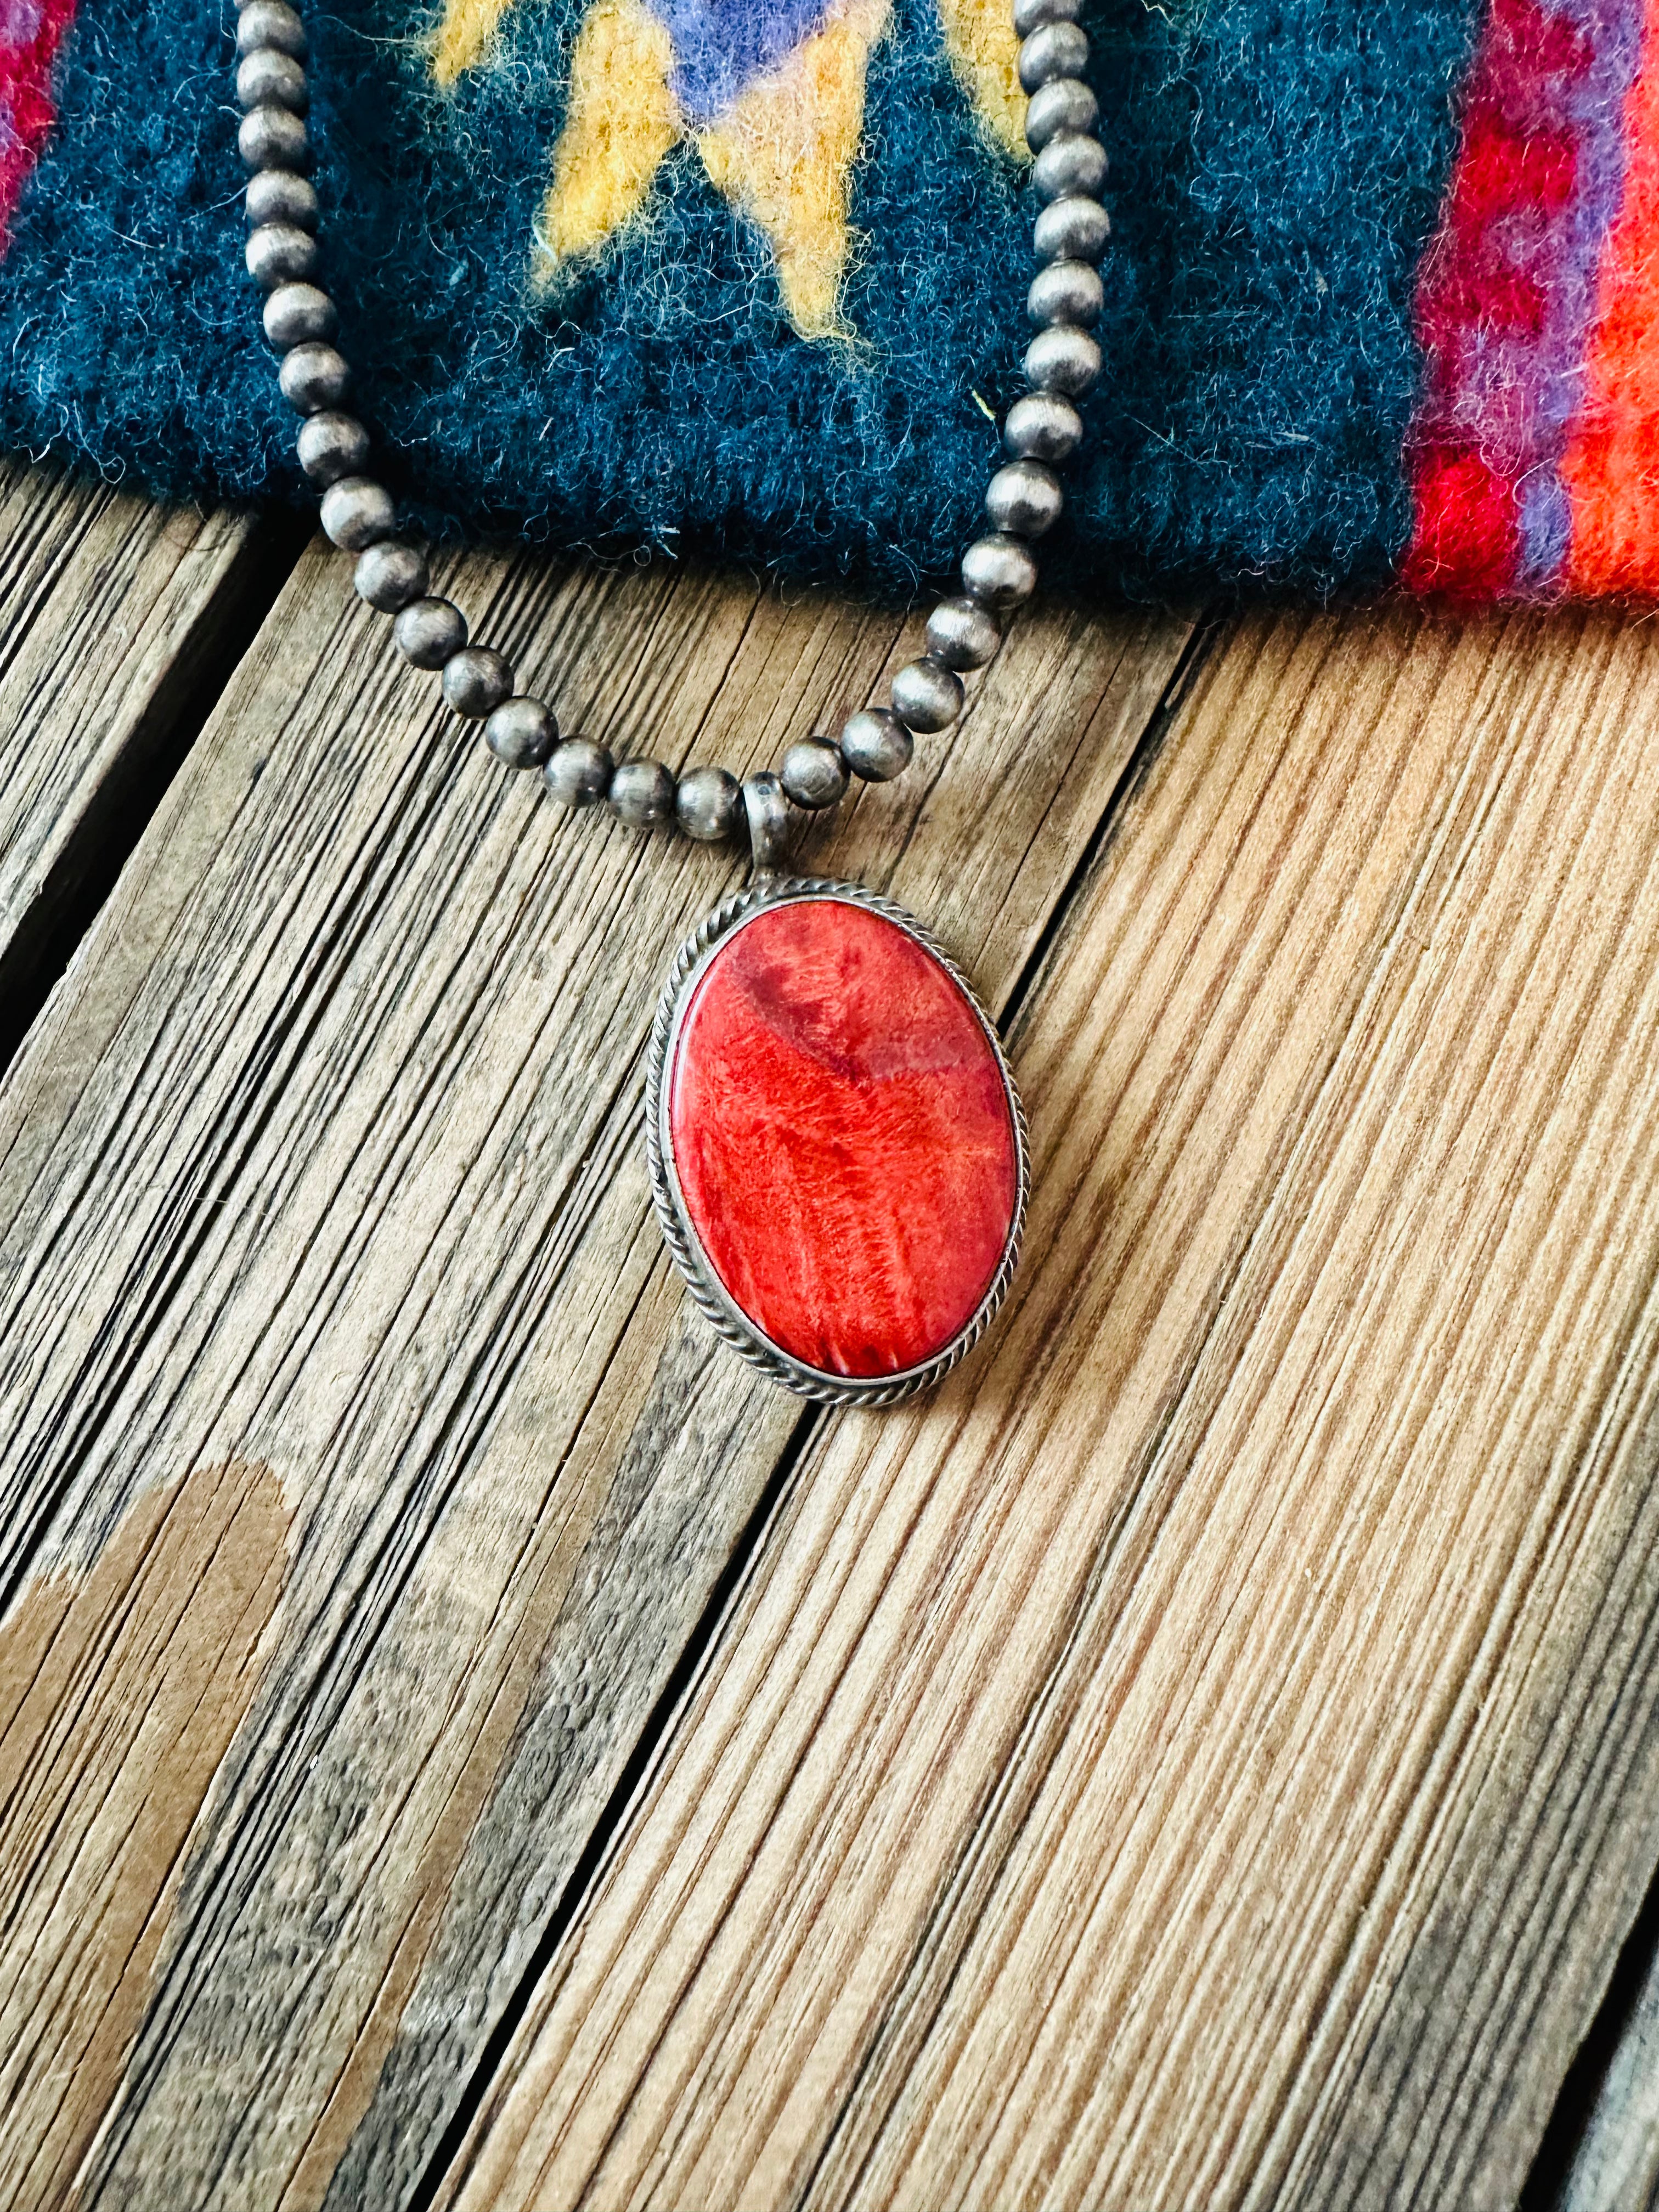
[
  {"xmin": 0, "ymin": 1460, "xmax": 291, "ymax": 2205},
  {"xmin": 436, "ymin": 601, "xmax": 1659, "ymax": 2212},
  {"xmin": 0, "ymin": 517, "xmax": 1190, "ymax": 2210},
  {"xmin": 0, "ymin": 460, "xmax": 291, "ymax": 1061}
]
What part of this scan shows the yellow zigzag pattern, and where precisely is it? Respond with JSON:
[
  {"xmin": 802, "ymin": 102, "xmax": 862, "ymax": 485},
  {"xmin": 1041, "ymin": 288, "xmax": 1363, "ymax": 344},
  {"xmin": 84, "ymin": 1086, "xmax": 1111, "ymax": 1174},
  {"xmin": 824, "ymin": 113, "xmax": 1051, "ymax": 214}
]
[{"xmin": 431, "ymin": 0, "xmax": 1025, "ymax": 338}]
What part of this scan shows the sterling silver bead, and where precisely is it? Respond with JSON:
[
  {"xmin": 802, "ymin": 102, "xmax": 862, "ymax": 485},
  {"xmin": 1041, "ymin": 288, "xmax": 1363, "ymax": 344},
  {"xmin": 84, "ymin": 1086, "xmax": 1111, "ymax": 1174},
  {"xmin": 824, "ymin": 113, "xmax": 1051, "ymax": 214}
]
[
  {"xmin": 442, "ymin": 647, "xmax": 513, "ymax": 719},
  {"xmin": 1018, "ymin": 21, "xmax": 1089, "ymax": 91},
  {"xmin": 926, "ymin": 596, "xmax": 1001, "ymax": 670},
  {"xmin": 1033, "ymin": 194, "xmax": 1110, "ymax": 265},
  {"xmin": 985, "ymin": 459, "xmax": 1063, "ymax": 538},
  {"xmin": 245, "ymin": 221, "xmax": 317, "ymax": 288},
  {"xmin": 1028, "ymin": 258, "xmax": 1104, "ymax": 329},
  {"xmin": 1004, "ymin": 391, "xmax": 1084, "ymax": 462},
  {"xmin": 245, "ymin": 169, "xmax": 318, "ymax": 230},
  {"xmin": 278, "ymin": 341, "xmax": 349, "ymax": 410},
  {"xmin": 544, "ymin": 737, "xmax": 612, "ymax": 809},
  {"xmin": 236, "ymin": 0, "xmax": 306, "ymax": 55},
  {"xmin": 891, "ymin": 657, "xmax": 964, "ymax": 733},
  {"xmin": 962, "ymin": 532, "xmax": 1039, "ymax": 607},
  {"xmin": 1013, "ymin": 0, "xmax": 1080, "ymax": 29},
  {"xmin": 1034, "ymin": 129, "xmax": 1108, "ymax": 204},
  {"xmin": 319, "ymin": 475, "xmax": 394, "ymax": 551},
  {"xmin": 354, "ymin": 540, "xmax": 427, "ymax": 611},
  {"xmin": 781, "ymin": 736, "xmax": 849, "ymax": 809},
  {"xmin": 296, "ymin": 409, "xmax": 368, "ymax": 483},
  {"xmin": 263, "ymin": 281, "xmax": 336, "ymax": 349},
  {"xmin": 675, "ymin": 764, "xmax": 741, "ymax": 841},
  {"xmin": 839, "ymin": 708, "xmax": 912, "ymax": 782},
  {"xmin": 486, "ymin": 695, "xmax": 559, "ymax": 768},
  {"xmin": 1024, "ymin": 77, "xmax": 1098, "ymax": 151},
  {"xmin": 608, "ymin": 758, "xmax": 675, "ymax": 827},
  {"xmin": 393, "ymin": 596, "xmax": 467, "ymax": 668},
  {"xmin": 1025, "ymin": 324, "xmax": 1102, "ymax": 397},
  {"xmin": 238, "ymin": 104, "xmax": 308, "ymax": 172},
  {"xmin": 236, "ymin": 49, "xmax": 307, "ymax": 112}
]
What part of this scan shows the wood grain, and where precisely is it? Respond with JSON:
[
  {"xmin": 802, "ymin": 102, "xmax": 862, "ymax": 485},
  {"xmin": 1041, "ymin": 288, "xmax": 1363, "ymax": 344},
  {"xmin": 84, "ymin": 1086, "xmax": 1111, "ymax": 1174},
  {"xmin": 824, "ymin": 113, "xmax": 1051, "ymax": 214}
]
[
  {"xmin": 0, "ymin": 461, "xmax": 286, "ymax": 1055},
  {"xmin": 0, "ymin": 1461, "xmax": 290, "ymax": 2211},
  {"xmin": 0, "ymin": 517, "xmax": 1190, "ymax": 2210},
  {"xmin": 440, "ymin": 602, "xmax": 1659, "ymax": 2212}
]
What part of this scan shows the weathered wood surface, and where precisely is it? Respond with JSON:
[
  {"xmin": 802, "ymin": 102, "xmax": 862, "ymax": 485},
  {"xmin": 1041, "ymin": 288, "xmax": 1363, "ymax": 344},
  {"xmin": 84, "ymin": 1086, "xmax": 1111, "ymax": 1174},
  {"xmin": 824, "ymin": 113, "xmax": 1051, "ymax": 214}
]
[
  {"xmin": 0, "ymin": 470, "xmax": 1190, "ymax": 2211},
  {"xmin": 437, "ymin": 602, "xmax": 1659, "ymax": 2212},
  {"xmin": 0, "ymin": 459, "xmax": 287, "ymax": 1058},
  {"xmin": 10, "ymin": 445, "xmax": 1659, "ymax": 2210}
]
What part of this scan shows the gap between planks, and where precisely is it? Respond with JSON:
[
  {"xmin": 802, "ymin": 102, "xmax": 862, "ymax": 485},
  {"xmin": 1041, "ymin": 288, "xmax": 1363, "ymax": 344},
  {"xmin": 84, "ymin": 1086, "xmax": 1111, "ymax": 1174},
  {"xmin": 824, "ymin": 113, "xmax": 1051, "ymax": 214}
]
[
  {"xmin": 0, "ymin": 459, "xmax": 304, "ymax": 1071},
  {"xmin": 432, "ymin": 600, "xmax": 1659, "ymax": 2212},
  {"xmin": 0, "ymin": 505, "xmax": 1190, "ymax": 2212}
]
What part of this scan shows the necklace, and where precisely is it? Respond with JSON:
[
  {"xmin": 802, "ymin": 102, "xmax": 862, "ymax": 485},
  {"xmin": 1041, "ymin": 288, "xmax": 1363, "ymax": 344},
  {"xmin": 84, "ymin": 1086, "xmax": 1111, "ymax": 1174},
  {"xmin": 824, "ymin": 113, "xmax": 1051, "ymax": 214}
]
[{"xmin": 230, "ymin": 0, "xmax": 1107, "ymax": 1404}]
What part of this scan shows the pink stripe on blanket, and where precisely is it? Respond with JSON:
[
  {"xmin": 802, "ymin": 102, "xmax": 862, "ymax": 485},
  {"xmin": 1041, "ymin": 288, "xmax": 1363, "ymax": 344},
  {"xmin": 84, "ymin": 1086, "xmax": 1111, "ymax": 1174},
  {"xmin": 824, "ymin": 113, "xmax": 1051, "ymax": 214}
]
[{"xmin": 1, "ymin": 0, "xmax": 77, "ymax": 254}]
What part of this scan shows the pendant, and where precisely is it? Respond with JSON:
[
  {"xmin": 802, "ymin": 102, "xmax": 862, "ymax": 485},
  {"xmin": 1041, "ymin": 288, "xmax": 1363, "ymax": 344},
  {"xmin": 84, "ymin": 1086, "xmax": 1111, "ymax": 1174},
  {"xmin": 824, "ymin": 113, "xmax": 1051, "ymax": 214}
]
[{"xmin": 646, "ymin": 868, "xmax": 1029, "ymax": 1405}]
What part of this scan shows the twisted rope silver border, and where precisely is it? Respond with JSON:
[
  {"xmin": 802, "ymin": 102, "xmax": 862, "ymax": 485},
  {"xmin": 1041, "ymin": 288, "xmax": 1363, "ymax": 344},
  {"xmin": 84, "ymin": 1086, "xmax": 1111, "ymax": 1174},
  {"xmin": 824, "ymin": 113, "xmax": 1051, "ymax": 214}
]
[{"xmin": 646, "ymin": 875, "xmax": 1031, "ymax": 1407}]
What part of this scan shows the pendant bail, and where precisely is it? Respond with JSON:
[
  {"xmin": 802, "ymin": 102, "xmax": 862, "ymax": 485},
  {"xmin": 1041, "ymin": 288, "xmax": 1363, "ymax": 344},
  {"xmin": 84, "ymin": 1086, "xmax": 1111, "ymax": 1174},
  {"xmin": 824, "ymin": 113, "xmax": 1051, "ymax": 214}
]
[{"xmin": 742, "ymin": 771, "xmax": 793, "ymax": 877}]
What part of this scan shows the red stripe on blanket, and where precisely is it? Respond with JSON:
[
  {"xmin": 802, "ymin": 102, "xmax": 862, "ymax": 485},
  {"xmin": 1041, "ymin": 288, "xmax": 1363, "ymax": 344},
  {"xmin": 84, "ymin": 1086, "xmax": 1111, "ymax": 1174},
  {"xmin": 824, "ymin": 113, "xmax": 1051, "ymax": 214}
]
[
  {"xmin": 1, "ymin": 0, "xmax": 78, "ymax": 253},
  {"xmin": 1402, "ymin": 0, "xmax": 1646, "ymax": 600}
]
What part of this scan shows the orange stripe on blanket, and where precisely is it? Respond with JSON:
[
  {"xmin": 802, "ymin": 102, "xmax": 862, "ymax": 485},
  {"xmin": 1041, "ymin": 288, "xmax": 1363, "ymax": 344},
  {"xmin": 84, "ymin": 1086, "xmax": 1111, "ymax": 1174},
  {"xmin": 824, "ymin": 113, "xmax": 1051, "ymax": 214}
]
[{"xmin": 1564, "ymin": 0, "xmax": 1659, "ymax": 593}]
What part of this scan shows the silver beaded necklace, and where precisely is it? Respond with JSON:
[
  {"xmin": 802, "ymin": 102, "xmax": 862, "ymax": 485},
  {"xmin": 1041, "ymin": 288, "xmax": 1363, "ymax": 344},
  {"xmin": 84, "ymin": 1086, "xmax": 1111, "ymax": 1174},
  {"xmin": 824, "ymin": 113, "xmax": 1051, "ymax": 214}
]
[{"xmin": 232, "ymin": 0, "xmax": 1108, "ymax": 1407}]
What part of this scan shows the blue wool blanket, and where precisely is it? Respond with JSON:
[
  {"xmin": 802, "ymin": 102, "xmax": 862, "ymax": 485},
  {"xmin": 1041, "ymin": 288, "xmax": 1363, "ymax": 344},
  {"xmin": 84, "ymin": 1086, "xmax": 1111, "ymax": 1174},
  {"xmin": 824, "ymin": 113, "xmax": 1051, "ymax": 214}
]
[{"xmin": 0, "ymin": 0, "xmax": 1494, "ymax": 602}]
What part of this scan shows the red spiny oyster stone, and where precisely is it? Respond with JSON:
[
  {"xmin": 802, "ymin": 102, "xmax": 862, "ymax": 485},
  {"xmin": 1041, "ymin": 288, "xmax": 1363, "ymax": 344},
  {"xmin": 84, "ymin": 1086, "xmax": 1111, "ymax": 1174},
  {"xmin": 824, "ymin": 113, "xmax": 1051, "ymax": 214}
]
[{"xmin": 666, "ymin": 896, "xmax": 1018, "ymax": 1378}]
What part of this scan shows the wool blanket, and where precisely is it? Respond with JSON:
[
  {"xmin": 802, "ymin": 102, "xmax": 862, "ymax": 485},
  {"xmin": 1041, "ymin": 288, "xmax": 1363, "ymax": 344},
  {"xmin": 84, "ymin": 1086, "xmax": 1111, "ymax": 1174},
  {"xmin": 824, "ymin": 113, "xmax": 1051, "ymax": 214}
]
[{"xmin": 3, "ymin": 0, "xmax": 1650, "ymax": 606}]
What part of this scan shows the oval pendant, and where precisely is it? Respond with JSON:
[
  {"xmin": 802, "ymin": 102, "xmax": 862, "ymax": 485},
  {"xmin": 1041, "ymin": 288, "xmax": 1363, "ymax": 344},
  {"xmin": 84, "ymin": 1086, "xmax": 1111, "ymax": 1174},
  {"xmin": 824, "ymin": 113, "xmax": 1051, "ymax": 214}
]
[{"xmin": 646, "ymin": 877, "xmax": 1028, "ymax": 1404}]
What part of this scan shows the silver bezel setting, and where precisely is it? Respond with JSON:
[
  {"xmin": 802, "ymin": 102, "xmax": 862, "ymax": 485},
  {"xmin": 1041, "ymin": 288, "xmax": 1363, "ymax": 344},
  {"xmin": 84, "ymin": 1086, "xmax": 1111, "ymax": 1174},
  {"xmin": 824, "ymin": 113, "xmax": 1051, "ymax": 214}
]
[{"xmin": 646, "ymin": 875, "xmax": 1030, "ymax": 1406}]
